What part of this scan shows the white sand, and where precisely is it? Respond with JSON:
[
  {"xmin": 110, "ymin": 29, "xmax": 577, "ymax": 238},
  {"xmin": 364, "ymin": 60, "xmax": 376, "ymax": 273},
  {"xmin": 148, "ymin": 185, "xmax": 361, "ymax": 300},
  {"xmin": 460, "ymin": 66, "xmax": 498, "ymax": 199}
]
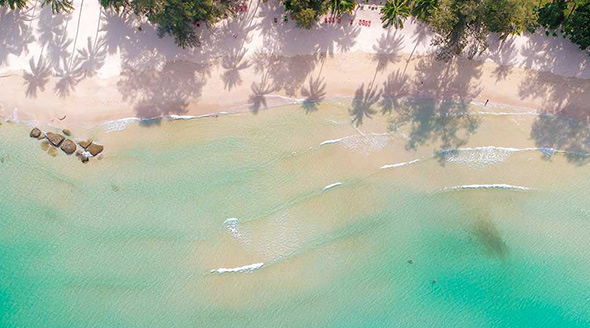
[{"xmin": 0, "ymin": 0, "xmax": 589, "ymax": 128}]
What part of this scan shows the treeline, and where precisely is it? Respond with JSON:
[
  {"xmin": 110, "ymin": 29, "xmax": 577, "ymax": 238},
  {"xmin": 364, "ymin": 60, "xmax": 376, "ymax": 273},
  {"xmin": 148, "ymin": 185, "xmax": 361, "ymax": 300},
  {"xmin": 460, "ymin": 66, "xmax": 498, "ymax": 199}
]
[{"xmin": 1, "ymin": 0, "xmax": 589, "ymax": 59}]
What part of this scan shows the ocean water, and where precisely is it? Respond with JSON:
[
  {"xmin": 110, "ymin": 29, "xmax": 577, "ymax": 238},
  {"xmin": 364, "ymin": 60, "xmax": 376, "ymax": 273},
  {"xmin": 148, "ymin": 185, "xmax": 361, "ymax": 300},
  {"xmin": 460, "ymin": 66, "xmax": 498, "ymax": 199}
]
[{"xmin": 1, "ymin": 99, "xmax": 590, "ymax": 327}]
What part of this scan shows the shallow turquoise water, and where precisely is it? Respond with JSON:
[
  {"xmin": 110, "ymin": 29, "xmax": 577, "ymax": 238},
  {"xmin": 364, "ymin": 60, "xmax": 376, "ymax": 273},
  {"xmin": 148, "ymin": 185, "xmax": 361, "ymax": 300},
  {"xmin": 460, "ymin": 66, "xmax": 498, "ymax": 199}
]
[{"xmin": 1, "ymin": 100, "xmax": 590, "ymax": 327}]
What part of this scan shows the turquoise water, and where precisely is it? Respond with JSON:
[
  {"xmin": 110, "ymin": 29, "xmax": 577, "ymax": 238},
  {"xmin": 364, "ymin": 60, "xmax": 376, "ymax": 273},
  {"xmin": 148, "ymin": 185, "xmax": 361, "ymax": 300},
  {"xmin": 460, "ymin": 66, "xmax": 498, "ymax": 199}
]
[{"xmin": 1, "ymin": 100, "xmax": 590, "ymax": 327}]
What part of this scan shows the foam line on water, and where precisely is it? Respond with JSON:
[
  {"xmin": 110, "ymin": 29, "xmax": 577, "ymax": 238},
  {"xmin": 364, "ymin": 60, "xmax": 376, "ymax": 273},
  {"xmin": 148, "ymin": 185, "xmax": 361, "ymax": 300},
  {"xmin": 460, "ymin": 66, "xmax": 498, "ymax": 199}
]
[
  {"xmin": 319, "ymin": 138, "xmax": 345, "ymax": 146},
  {"xmin": 323, "ymin": 182, "xmax": 343, "ymax": 192},
  {"xmin": 98, "ymin": 112, "xmax": 233, "ymax": 133},
  {"xmin": 441, "ymin": 146, "xmax": 590, "ymax": 159},
  {"xmin": 380, "ymin": 159, "xmax": 422, "ymax": 170},
  {"xmin": 441, "ymin": 184, "xmax": 535, "ymax": 191},
  {"xmin": 211, "ymin": 262, "xmax": 264, "ymax": 274}
]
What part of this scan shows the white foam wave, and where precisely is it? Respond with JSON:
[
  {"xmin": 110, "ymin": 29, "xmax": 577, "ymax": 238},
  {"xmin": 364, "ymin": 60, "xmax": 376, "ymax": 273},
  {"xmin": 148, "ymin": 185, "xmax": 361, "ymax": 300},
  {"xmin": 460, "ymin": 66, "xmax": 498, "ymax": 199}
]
[
  {"xmin": 99, "ymin": 117, "xmax": 141, "ymax": 133},
  {"xmin": 323, "ymin": 182, "xmax": 342, "ymax": 192},
  {"xmin": 265, "ymin": 94, "xmax": 306, "ymax": 103},
  {"xmin": 319, "ymin": 138, "xmax": 345, "ymax": 146},
  {"xmin": 167, "ymin": 112, "xmax": 230, "ymax": 120},
  {"xmin": 211, "ymin": 262, "xmax": 264, "ymax": 274},
  {"xmin": 380, "ymin": 159, "xmax": 422, "ymax": 170},
  {"xmin": 439, "ymin": 146, "xmax": 570, "ymax": 167},
  {"xmin": 318, "ymin": 133, "xmax": 389, "ymax": 153},
  {"xmin": 474, "ymin": 111, "xmax": 539, "ymax": 116},
  {"xmin": 223, "ymin": 218, "xmax": 246, "ymax": 241},
  {"xmin": 442, "ymin": 184, "xmax": 534, "ymax": 191},
  {"xmin": 99, "ymin": 112, "xmax": 232, "ymax": 133}
]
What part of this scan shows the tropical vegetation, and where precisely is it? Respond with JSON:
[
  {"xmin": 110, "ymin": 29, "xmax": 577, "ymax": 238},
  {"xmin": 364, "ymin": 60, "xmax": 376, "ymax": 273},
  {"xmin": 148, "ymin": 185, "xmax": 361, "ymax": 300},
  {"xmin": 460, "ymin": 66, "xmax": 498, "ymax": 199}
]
[
  {"xmin": 380, "ymin": 0, "xmax": 410, "ymax": 29},
  {"xmin": 41, "ymin": 0, "xmax": 74, "ymax": 13},
  {"xmin": 1, "ymin": 0, "xmax": 590, "ymax": 57}
]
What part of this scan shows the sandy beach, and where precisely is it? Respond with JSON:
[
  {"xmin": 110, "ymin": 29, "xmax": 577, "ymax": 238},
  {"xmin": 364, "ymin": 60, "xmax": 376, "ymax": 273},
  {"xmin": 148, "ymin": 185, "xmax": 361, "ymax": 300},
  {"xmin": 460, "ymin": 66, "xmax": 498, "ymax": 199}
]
[{"xmin": 1, "ymin": 0, "xmax": 589, "ymax": 129}]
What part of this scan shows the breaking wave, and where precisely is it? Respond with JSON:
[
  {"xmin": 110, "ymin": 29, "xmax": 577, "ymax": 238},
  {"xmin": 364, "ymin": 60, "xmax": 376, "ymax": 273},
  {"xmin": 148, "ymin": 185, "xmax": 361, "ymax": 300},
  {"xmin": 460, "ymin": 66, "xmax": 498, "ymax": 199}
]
[
  {"xmin": 211, "ymin": 262, "xmax": 264, "ymax": 274},
  {"xmin": 323, "ymin": 182, "xmax": 343, "ymax": 192},
  {"xmin": 441, "ymin": 184, "xmax": 535, "ymax": 192}
]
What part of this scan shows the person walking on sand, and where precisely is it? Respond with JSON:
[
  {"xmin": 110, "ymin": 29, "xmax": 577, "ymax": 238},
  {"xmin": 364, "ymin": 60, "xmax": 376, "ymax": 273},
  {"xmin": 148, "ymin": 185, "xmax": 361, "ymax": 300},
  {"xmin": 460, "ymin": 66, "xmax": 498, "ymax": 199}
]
[{"xmin": 485, "ymin": 99, "xmax": 489, "ymax": 106}]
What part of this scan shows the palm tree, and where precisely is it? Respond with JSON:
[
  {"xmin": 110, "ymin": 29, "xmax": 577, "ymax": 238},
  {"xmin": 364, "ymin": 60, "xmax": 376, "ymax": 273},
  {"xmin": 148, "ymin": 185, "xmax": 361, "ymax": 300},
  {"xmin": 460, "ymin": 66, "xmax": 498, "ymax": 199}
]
[
  {"xmin": 380, "ymin": 0, "xmax": 410, "ymax": 29},
  {"xmin": 329, "ymin": 0, "xmax": 356, "ymax": 18},
  {"xmin": 411, "ymin": 0, "xmax": 438, "ymax": 23},
  {"xmin": 41, "ymin": 0, "xmax": 73, "ymax": 13},
  {"xmin": 0, "ymin": 0, "xmax": 28, "ymax": 9}
]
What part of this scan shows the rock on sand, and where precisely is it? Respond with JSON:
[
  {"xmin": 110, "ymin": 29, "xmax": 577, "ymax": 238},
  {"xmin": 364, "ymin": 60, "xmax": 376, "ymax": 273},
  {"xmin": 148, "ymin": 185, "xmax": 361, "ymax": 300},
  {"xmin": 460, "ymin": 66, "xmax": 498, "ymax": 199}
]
[
  {"xmin": 86, "ymin": 143, "xmax": 104, "ymax": 156},
  {"xmin": 60, "ymin": 139, "xmax": 76, "ymax": 155},
  {"xmin": 30, "ymin": 127, "xmax": 42, "ymax": 138},
  {"xmin": 78, "ymin": 139, "xmax": 93, "ymax": 149},
  {"xmin": 46, "ymin": 132, "xmax": 65, "ymax": 147}
]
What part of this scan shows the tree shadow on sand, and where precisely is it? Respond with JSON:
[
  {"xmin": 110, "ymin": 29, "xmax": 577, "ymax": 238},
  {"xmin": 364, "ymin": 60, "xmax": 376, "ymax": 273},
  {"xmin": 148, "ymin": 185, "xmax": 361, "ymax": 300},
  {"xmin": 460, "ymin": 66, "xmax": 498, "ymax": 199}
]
[
  {"xmin": 222, "ymin": 47, "xmax": 251, "ymax": 90},
  {"xmin": 380, "ymin": 69, "xmax": 409, "ymax": 115},
  {"xmin": 520, "ymin": 68, "xmax": 590, "ymax": 165},
  {"xmin": 300, "ymin": 75, "xmax": 327, "ymax": 113},
  {"xmin": 389, "ymin": 98, "xmax": 479, "ymax": 158},
  {"xmin": 220, "ymin": 14, "xmax": 255, "ymax": 90},
  {"xmin": 117, "ymin": 60, "xmax": 211, "ymax": 121},
  {"xmin": 36, "ymin": 6, "xmax": 73, "ymax": 69},
  {"xmin": 23, "ymin": 55, "xmax": 51, "ymax": 98},
  {"xmin": 372, "ymin": 30, "xmax": 404, "ymax": 73},
  {"xmin": 249, "ymin": 72, "xmax": 277, "ymax": 114},
  {"xmin": 0, "ymin": 7, "xmax": 35, "ymax": 66},
  {"xmin": 54, "ymin": 56, "xmax": 83, "ymax": 98},
  {"xmin": 77, "ymin": 35, "xmax": 108, "ymax": 78},
  {"xmin": 385, "ymin": 57, "xmax": 482, "ymax": 162},
  {"xmin": 486, "ymin": 36, "xmax": 518, "ymax": 82},
  {"xmin": 350, "ymin": 82, "xmax": 382, "ymax": 127}
]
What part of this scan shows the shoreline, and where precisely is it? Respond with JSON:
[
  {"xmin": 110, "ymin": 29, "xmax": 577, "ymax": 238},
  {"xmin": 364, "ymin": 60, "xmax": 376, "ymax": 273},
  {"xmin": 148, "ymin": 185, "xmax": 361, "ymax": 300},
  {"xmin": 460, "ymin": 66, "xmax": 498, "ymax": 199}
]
[
  {"xmin": 1, "ymin": 0, "xmax": 590, "ymax": 130},
  {"xmin": 2, "ymin": 51, "xmax": 590, "ymax": 131}
]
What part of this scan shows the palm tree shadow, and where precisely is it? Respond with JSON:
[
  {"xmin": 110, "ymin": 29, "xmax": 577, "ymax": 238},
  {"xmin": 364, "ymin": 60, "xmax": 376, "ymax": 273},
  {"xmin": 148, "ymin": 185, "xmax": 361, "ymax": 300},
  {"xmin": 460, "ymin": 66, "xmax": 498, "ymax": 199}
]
[
  {"xmin": 372, "ymin": 30, "xmax": 405, "ymax": 73},
  {"xmin": 335, "ymin": 20, "xmax": 360, "ymax": 53},
  {"xmin": 530, "ymin": 114, "xmax": 590, "ymax": 165},
  {"xmin": 389, "ymin": 98, "xmax": 479, "ymax": 163},
  {"xmin": 0, "ymin": 7, "xmax": 35, "ymax": 66},
  {"xmin": 487, "ymin": 36, "xmax": 517, "ymax": 82},
  {"xmin": 37, "ymin": 6, "xmax": 73, "ymax": 69},
  {"xmin": 221, "ymin": 47, "xmax": 251, "ymax": 91},
  {"xmin": 23, "ymin": 55, "xmax": 51, "ymax": 98},
  {"xmin": 46, "ymin": 31, "xmax": 73, "ymax": 68},
  {"xmin": 300, "ymin": 75, "xmax": 327, "ymax": 113},
  {"xmin": 54, "ymin": 57, "xmax": 83, "ymax": 98},
  {"xmin": 249, "ymin": 73, "xmax": 276, "ymax": 114},
  {"xmin": 350, "ymin": 82, "xmax": 382, "ymax": 126},
  {"xmin": 381, "ymin": 69, "xmax": 409, "ymax": 115},
  {"xmin": 77, "ymin": 35, "xmax": 108, "ymax": 78},
  {"xmin": 117, "ymin": 60, "xmax": 210, "ymax": 121}
]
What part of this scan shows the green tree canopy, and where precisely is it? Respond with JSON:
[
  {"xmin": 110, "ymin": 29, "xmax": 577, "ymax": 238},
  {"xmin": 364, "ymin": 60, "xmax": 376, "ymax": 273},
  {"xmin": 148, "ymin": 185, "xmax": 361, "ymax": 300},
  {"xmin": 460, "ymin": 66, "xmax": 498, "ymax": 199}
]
[
  {"xmin": 380, "ymin": 0, "xmax": 410, "ymax": 29},
  {"xmin": 328, "ymin": 0, "xmax": 356, "ymax": 18},
  {"xmin": 428, "ymin": 0, "xmax": 488, "ymax": 60},
  {"xmin": 0, "ymin": 0, "xmax": 28, "ymax": 9},
  {"xmin": 536, "ymin": 0, "xmax": 567, "ymax": 31},
  {"xmin": 564, "ymin": 2, "xmax": 590, "ymax": 50},
  {"xmin": 41, "ymin": 0, "xmax": 74, "ymax": 13},
  {"xmin": 284, "ymin": 0, "xmax": 328, "ymax": 28},
  {"xmin": 411, "ymin": 0, "xmax": 438, "ymax": 23}
]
